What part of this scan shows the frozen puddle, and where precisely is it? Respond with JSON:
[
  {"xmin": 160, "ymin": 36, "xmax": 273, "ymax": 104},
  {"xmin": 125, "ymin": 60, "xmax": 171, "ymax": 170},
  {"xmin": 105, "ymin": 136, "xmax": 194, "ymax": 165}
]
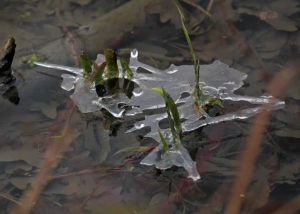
[{"xmin": 35, "ymin": 49, "xmax": 284, "ymax": 181}]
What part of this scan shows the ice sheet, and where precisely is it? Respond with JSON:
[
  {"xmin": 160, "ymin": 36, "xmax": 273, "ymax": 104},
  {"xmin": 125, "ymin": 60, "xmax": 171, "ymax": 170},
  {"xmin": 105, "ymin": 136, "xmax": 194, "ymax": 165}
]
[{"xmin": 34, "ymin": 49, "xmax": 284, "ymax": 181}]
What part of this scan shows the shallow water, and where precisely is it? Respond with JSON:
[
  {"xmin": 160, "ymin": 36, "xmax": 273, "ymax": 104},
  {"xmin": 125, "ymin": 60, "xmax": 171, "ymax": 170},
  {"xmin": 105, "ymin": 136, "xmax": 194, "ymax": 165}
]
[{"xmin": 0, "ymin": 0, "xmax": 299, "ymax": 213}]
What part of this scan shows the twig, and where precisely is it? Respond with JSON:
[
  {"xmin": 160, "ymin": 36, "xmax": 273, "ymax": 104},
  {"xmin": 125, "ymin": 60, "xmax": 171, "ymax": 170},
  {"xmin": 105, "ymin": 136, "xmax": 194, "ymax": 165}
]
[
  {"xmin": 113, "ymin": 143, "xmax": 159, "ymax": 169},
  {"xmin": 0, "ymin": 193, "xmax": 23, "ymax": 207},
  {"xmin": 78, "ymin": 178, "xmax": 107, "ymax": 211},
  {"xmin": 224, "ymin": 63, "xmax": 299, "ymax": 214},
  {"xmin": 55, "ymin": 8, "xmax": 79, "ymax": 67},
  {"xmin": 182, "ymin": 0, "xmax": 212, "ymax": 17},
  {"xmin": 207, "ymin": 0, "xmax": 214, "ymax": 11}
]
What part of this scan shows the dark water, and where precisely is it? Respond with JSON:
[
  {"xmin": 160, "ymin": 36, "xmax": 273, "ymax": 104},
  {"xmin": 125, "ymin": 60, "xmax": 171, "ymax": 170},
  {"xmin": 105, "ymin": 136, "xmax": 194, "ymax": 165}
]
[{"xmin": 0, "ymin": 0, "xmax": 299, "ymax": 213}]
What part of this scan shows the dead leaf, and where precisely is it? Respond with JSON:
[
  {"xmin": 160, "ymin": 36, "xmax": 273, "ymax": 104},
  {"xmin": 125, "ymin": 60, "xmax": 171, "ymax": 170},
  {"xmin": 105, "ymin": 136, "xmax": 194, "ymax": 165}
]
[
  {"xmin": 10, "ymin": 176, "xmax": 34, "ymax": 190},
  {"xmin": 236, "ymin": 7, "xmax": 298, "ymax": 32},
  {"xmin": 275, "ymin": 128, "xmax": 300, "ymax": 139},
  {"xmin": 44, "ymin": 176, "xmax": 98, "ymax": 196},
  {"xmin": 272, "ymin": 159, "xmax": 300, "ymax": 184},
  {"xmin": 259, "ymin": 11, "xmax": 279, "ymax": 20},
  {"xmin": 4, "ymin": 161, "xmax": 33, "ymax": 175},
  {"xmin": 282, "ymin": 75, "xmax": 300, "ymax": 100},
  {"xmin": 0, "ymin": 142, "xmax": 42, "ymax": 167},
  {"xmin": 264, "ymin": 15, "xmax": 298, "ymax": 32},
  {"xmin": 270, "ymin": 0, "xmax": 300, "ymax": 16},
  {"xmin": 249, "ymin": 29, "xmax": 287, "ymax": 59},
  {"xmin": 146, "ymin": 0, "xmax": 182, "ymax": 28},
  {"xmin": 30, "ymin": 101, "xmax": 59, "ymax": 119},
  {"xmin": 275, "ymin": 110, "xmax": 300, "ymax": 129},
  {"xmin": 83, "ymin": 122, "xmax": 110, "ymax": 163}
]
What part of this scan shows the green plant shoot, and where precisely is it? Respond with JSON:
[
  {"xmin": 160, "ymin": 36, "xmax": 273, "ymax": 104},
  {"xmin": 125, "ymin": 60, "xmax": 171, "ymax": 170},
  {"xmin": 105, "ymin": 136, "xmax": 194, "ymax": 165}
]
[
  {"xmin": 93, "ymin": 62, "xmax": 106, "ymax": 86},
  {"xmin": 152, "ymin": 87, "xmax": 182, "ymax": 144},
  {"xmin": 174, "ymin": 2, "xmax": 199, "ymax": 86},
  {"xmin": 22, "ymin": 50, "xmax": 40, "ymax": 67},
  {"xmin": 158, "ymin": 129, "xmax": 169, "ymax": 152},
  {"xmin": 79, "ymin": 53, "xmax": 92, "ymax": 74},
  {"xmin": 119, "ymin": 57, "xmax": 133, "ymax": 80},
  {"xmin": 104, "ymin": 48, "xmax": 119, "ymax": 79},
  {"xmin": 81, "ymin": 49, "xmax": 134, "ymax": 90},
  {"xmin": 174, "ymin": 1, "xmax": 223, "ymax": 111}
]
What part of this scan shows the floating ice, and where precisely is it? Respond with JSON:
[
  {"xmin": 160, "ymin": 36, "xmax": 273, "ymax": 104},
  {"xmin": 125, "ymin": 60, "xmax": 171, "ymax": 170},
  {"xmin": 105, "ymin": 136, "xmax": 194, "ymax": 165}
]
[
  {"xmin": 34, "ymin": 49, "xmax": 284, "ymax": 181},
  {"xmin": 141, "ymin": 142, "xmax": 200, "ymax": 181}
]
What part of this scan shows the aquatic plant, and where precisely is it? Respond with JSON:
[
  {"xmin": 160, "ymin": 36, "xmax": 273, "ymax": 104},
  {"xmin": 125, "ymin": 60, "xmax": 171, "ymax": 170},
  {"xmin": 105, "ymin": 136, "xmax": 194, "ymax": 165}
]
[
  {"xmin": 22, "ymin": 50, "xmax": 40, "ymax": 68},
  {"xmin": 175, "ymin": 2, "xmax": 223, "ymax": 112},
  {"xmin": 80, "ymin": 49, "xmax": 133, "ymax": 85}
]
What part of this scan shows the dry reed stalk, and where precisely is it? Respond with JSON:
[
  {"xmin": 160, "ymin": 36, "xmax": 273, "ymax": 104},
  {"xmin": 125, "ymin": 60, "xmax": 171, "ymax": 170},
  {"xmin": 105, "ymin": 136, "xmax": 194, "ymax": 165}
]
[
  {"xmin": 10, "ymin": 100, "xmax": 77, "ymax": 214},
  {"xmin": 224, "ymin": 63, "xmax": 299, "ymax": 214},
  {"xmin": 182, "ymin": 0, "xmax": 212, "ymax": 17},
  {"xmin": 10, "ymin": 10, "xmax": 81, "ymax": 213},
  {"xmin": 207, "ymin": 0, "xmax": 214, "ymax": 11},
  {"xmin": 55, "ymin": 8, "xmax": 79, "ymax": 67}
]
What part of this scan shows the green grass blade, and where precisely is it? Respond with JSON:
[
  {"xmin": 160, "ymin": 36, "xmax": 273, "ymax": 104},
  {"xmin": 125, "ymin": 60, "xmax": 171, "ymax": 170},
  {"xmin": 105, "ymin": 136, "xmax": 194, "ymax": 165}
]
[
  {"xmin": 152, "ymin": 87, "xmax": 164, "ymax": 96},
  {"xmin": 152, "ymin": 87, "xmax": 182, "ymax": 138},
  {"xmin": 119, "ymin": 57, "xmax": 133, "ymax": 80},
  {"xmin": 79, "ymin": 53, "xmax": 92, "ymax": 74},
  {"xmin": 104, "ymin": 48, "xmax": 119, "ymax": 78},
  {"xmin": 162, "ymin": 89, "xmax": 182, "ymax": 135},
  {"xmin": 152, "ymin": 88, "xmax": 176, "ymax": 136},
  {"xmin": 174, "ymin": 2, "xmax": 198, "ymax": 70},
  {"xmin": 158, "ymin": 129, "xmax": 169, "ymax": 152}
]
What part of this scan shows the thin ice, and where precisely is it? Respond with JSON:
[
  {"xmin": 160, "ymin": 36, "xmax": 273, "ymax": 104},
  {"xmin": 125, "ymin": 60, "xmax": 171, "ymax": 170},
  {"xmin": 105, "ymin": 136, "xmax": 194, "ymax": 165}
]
[{"xmin": 34, "ymin": 49, "xmax": 284, "ymax": 181}]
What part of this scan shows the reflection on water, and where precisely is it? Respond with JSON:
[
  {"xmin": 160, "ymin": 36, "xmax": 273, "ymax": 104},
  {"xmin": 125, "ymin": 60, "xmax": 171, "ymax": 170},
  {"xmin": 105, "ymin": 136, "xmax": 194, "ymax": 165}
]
[
  {"xmin": 2, "ymin": 86, "xmax": 20, "ymax": 105},
  {"xmin": 0, "ymin": 0, "xmax": 299, "ymax": 213}
]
